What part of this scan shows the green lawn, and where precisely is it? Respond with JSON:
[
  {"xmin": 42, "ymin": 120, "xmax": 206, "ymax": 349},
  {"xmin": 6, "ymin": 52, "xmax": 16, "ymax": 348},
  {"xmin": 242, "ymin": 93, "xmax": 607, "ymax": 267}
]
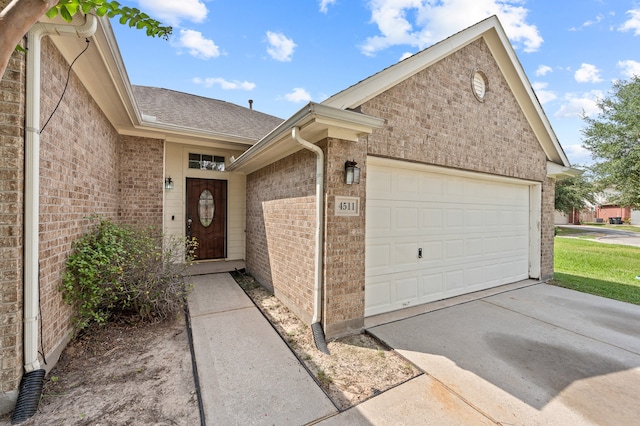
[{"xmin": 552, "ymin": 237, "xmax": 640, "ymax": 305}]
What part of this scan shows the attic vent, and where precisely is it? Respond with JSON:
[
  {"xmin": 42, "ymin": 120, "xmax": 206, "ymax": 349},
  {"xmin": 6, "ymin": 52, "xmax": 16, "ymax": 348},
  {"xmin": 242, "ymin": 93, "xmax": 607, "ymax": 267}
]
[{"xmin": 471, "ymin": 69, "xmax": 488, "ymax": 102}]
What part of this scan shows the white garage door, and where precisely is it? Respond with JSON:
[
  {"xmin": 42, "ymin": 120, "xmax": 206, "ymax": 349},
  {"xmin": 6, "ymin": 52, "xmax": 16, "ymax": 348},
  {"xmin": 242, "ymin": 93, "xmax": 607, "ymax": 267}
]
[{"xmin": 365, "ymin": 158, "xmax": 532, "ymax": 316}]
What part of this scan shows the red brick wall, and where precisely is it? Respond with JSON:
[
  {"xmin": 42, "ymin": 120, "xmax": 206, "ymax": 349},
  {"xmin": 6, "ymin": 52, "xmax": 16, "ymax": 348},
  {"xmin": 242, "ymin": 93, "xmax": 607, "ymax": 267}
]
[
  {"xmin": 118, "ymin": 136, "xmax": 163, "ymax": 227},
  {"xmin": 37, "ymin": 39, "xmax": 164, "ymax": 372},
  {"xmin": 0, "ymin": 24, "xmax": 25, "ymax": 404},
  {"xmin": 38, "ymin": 37, "xmax": 122, "ymax": 358},
  {"xmin": 322, "ymin": 138, "xmax": 368, "ymax": 337},
  {"xmin": 596, "ymin": 206, "xmax": 631, "ymax": 222},
  {"xmin": 245, "ymin": 150, "xmax": 317, "ymax": 323},
  {"xmin": 0, "ymin": 29, "xmax": 165, "ymax": 413}
]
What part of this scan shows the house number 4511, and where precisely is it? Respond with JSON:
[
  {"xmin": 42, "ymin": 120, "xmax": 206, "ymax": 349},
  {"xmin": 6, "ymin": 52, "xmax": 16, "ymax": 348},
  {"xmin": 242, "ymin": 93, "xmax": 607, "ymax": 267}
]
[{"xmin": 335, "ymin": 196, "xmax": 360, "ymax": 217}]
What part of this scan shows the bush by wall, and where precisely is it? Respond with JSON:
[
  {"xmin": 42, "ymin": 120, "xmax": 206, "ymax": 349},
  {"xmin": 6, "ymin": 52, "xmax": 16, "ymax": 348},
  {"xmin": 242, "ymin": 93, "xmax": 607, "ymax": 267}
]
[{"xmin": 61, "ymin": 217, "xmax": 197, "ymax": 330}]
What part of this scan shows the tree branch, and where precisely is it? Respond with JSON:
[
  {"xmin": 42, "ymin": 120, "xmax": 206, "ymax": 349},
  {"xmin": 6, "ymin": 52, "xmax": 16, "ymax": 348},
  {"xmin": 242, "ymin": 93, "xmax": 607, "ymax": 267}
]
[{"xmin": 0, "ymin": 0, "xmax": 59, "ymax": 78}]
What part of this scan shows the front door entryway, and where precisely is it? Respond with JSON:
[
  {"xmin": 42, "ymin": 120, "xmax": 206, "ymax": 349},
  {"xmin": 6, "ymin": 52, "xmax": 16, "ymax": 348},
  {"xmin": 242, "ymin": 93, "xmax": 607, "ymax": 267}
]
[{"xmin": 186, "ymin": 178, "xmax": 227, "ymax": 260}]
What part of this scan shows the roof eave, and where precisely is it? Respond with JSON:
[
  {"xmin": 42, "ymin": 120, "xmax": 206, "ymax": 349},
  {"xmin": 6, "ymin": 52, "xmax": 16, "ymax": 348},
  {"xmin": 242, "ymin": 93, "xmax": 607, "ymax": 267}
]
[
  {"xmin": 547, "ymin": 161, "xmax": 583, "ymax": 180},
  {"xmin": 226, "ymin": 102, "xmax": 385, "ymax": 174}
]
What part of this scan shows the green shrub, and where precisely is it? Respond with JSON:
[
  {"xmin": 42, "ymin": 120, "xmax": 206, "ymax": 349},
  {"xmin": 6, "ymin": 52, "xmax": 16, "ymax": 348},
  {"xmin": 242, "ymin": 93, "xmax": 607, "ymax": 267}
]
[{"xmin": 61, "ymin": 217, "xmax": 197, "ymax": 330}]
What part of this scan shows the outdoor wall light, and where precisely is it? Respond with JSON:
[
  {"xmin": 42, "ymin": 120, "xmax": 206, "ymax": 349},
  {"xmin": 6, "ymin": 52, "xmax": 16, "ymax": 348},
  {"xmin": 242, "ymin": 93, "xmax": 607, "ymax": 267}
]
[
  {"xmin": 164, "ymin": 177, "xmax": 174, "ymax": 190},
  {"xmin": 345, "ymin": 160, "xmax": 360, "ymax": 185}
]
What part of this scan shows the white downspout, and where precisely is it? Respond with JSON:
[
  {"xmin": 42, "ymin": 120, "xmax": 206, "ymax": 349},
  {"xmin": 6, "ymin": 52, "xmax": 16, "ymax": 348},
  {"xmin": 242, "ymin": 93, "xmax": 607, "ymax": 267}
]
[
  {"xmin": 23, "ymin": 14, "xmax": 97, "ymax": 373},
  {"xmin": 291, "ymin": 127, "xmax": 325, "ymax": 327}
]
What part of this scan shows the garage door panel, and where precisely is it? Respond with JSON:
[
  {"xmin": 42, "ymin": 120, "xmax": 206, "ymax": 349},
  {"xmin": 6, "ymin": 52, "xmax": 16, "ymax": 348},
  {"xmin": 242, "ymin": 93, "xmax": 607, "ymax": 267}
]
[
  {"xmin": 396, "ymin": 277, "xmax": 419, "ymax": 302},
  {"xmin": 445, "ymin": 239, "xmax": 465, "ymax": 258},
  {"xmin": 367, "ymin": 205, "xmax": 392, "ymax": 231},
  {"xmin": 421, "ymin": 273, "xmax": 444, "ymax": 298},
  {"xmin": 366, "ymin": 160, "xmax": 532, "ymax": 316},
  {"xmin": 396, "ymin": 207, "xmax": 419, "ymax": 229},
  {"xmin": 444, "ymin": 270, "xmax": 465, "ymax": 292},
  {"xmin": 422, "ymin": 208, "xmax": 443, "ymax": 227}
]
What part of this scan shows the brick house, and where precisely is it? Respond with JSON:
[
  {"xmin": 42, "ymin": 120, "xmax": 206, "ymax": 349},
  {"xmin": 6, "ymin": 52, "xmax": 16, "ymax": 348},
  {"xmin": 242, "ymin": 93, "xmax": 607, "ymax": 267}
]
[
  {"xmin": 229, "ymin": 16, "xmax": 576, "ymax": 337},
  {"xmin": 1, "ymin": 12, "xmax": 575, "ymax": 414}
]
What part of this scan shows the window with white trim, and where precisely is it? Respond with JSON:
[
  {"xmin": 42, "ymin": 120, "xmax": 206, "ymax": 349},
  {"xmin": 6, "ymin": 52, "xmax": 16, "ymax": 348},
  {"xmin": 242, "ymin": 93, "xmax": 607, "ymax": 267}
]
[{"xmin": 189, "ymin": 153, "xmax": 225, "ymax": 171}]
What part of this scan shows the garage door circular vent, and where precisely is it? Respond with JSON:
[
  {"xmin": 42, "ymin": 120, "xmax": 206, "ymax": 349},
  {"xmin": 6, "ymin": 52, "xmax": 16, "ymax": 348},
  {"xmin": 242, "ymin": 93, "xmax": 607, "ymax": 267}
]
[{"xmin": 471, "ymin": 69, "xmax": 488, "ymax": 102}]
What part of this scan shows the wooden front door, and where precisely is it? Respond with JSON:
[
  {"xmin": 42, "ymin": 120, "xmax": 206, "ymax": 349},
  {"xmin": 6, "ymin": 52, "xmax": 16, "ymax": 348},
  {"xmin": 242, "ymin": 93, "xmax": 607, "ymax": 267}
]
[{"xmin": 186, "ymin": 178, "xmax": 227, "ymax": 260}]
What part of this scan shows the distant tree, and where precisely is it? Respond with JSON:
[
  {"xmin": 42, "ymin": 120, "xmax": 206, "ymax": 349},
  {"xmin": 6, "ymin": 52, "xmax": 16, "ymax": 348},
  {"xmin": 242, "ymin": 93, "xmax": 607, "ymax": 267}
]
[
  {"xmin": 0, "ymin": 0, "xmax": 171, "ymax": 79},
  {"xmin": 582, "ymin": 76, "xmax": 640, "ymax": 207},
  {"xmin": 554, "ymin": 172, "xmax": 596, "ymax": 216}
]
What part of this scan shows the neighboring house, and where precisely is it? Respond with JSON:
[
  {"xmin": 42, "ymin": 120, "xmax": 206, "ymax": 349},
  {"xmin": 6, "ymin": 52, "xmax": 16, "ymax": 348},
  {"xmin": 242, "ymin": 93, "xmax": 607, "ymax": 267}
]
[
  {"xmin": 593, "ymin": 188, "xmax": 635, "ymax": 223},
  {"xmin": 0, "ymin": 13, "xmax": 575, "ymax": 414}
]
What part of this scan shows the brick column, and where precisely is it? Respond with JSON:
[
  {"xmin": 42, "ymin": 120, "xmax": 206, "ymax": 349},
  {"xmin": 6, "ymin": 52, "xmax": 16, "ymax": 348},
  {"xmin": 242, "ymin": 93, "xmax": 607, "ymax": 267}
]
[{"xmin": 321, "ymin": 137, "xmax": 368, "ymax": 338}]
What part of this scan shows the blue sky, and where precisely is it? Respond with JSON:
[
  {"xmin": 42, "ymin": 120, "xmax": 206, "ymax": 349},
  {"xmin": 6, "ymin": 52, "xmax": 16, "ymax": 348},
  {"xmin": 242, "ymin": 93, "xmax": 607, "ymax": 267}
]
[{"xmin": 111, "ymin": 1, "xmax": 640, "ymax": 166}]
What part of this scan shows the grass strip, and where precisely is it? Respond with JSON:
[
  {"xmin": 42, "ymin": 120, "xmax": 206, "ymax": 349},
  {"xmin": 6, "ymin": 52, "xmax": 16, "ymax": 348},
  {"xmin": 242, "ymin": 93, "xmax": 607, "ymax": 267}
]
[{"xmin": 552, "ymin": 237, "xmax": 640, "ymax": 305}]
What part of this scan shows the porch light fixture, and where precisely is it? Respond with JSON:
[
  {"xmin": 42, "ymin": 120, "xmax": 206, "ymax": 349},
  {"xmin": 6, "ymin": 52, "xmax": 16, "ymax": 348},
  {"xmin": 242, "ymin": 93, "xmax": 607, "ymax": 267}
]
[
  {"xmin": 344, "ymin": 160, "xmax": 360, "ymax": 185},
  {"xmin": 164, "ymin": 177, "xmax": 174, "ymax": 190}
]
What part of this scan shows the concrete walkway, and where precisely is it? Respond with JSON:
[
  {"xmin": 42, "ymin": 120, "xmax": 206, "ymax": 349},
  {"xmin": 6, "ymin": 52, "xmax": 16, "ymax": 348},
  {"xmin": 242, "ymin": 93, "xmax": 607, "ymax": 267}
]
[
  {"xmin": 186, "ymin": 270, "xmax": 337, "ymax": 425},
  {"xmin": 186, "ymin": 265, "xmax": 640, "ymax": 425}
]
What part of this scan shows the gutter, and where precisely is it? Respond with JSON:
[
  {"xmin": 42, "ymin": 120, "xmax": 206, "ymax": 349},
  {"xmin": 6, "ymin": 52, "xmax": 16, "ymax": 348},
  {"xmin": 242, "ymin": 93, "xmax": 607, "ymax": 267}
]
[
  {"xmin": 227, "ymin": 102, "xmax": 384, "ymax": 172},
  {"xmin": 13, "ymin": 14, "xmax": 97, "ymax": 425},
  {"xmin": 291, "ymin": 127, "xmax": 329, "ymax": 354}
]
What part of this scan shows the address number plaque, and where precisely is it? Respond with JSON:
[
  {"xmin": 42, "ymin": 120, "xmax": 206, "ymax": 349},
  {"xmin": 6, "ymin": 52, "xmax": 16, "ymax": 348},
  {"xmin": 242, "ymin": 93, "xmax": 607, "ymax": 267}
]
[{"xmin": 334, "ymin": 196, "xmax": 360, "ymax": 217}]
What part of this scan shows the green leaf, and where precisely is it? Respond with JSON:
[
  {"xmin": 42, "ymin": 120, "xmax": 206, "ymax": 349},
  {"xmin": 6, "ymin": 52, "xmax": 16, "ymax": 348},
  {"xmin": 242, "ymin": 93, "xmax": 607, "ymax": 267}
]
[
  {"xmin": 59, "ymin": 6, "xmax": 74, "ymax": 21},
  {"xmin": 45, "ymin": 8, "xmax": 59, "ymax": 19},
  {"xmin": 82, "ymin": 3, "xmax": 95, "ymax": 14}
]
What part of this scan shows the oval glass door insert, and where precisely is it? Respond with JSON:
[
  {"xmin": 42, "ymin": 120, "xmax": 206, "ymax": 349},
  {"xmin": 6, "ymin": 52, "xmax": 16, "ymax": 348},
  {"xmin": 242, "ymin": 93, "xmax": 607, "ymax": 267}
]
[{"xmin": 198, "ymin": 189, "xmax": 215, "ymax": 227}]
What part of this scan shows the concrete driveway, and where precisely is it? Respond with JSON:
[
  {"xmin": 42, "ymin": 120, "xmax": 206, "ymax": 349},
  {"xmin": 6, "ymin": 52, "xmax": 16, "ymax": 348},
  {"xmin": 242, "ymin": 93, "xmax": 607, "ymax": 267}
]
[{"xmin": 366, "ymin": 284, "xmax": 640, "ymax": 425}]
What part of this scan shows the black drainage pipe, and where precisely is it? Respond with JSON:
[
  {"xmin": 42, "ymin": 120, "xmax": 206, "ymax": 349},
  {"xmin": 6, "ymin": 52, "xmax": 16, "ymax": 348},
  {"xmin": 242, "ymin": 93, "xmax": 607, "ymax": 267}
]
[
  {"xmin": 10, "ymin": 369, "xmax": 45, "ymax": 424},
  {"xmin": 311, "ymin": 322, "xmax": 330, "ymax": 355},
  {"xmin": 184, "ymin": 301, "xmax": 206, "ymax": 426}
]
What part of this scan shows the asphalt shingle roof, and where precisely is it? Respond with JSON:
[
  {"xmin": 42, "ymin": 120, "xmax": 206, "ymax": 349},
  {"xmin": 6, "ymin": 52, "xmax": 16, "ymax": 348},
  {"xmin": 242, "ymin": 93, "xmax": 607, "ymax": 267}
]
[{"xmin": 132, "ymin": 85, "xmax": 284, "ymax": 141}]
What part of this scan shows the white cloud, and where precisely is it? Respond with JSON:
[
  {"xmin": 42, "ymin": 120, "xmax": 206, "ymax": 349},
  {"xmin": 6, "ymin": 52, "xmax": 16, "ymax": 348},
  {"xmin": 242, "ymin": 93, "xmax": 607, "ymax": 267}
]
[
  {"xmin": 399, "ymin": 51, "xmax": 414, "ymax": 61},
  {"xmin": 582, "ymin": 14, "xmax": 604, "ymax": 27},
  {"xmin": 138, "ymin": 0, "xmax": 208, "ymax": 26},
  {"xmin": 617, "ymin": 59, "xmax": 640, "ymax": 78},
  {"xmin": 319, "ymin": 0, "xmax": 336, "ymax": 14},
  {"xmin": 619, "ymin": 8, "xmax": 640, "ymax": 35},
  {"xmin": 266, "ymin": 31, "xmax": 297, "ymax": 62},
  {"xmin": 532, "ymin": 81, "xmax": 557, "ymax": 104},
  {"xmin": 360, "ymin": 0, "xmax": 543, "ymax": 56},
  {"xmin": 284, "ymin": 88, "xmax": 312, "ymax": 103},
  {"xmin": 570, "ymin": 14, "xmax": 604, "ymax": 31},
  {"xmin": 193, "ymin": 77, "xmax": 255, "ymax": 91},
  {"xmin": 177, "ymin": 29, "xmax": 219, "ymax": 59},
  {"xmin": 574, "ymin": 63, "xmax": 603, "ymax": 83},
  {"xmin": 554, "ymin": 90, "xmax": 603, "ymax": 118},
  {"xmin": 563, "ymin": 144, "xmax": 593, "ymax": 164},
  {"xmin": 535, "ymin": 65, "xmax": 552, "ymax": 77}
]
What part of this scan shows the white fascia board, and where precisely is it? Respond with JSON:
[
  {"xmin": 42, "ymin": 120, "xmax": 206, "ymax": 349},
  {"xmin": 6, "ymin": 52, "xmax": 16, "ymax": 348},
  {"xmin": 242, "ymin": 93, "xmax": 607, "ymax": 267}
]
[
  {"xmin": 547, "ymin": 161, "xmax": 583, "ymax": 179},
  {"xmin": 227, "ymin": 102, "xmax": 384, "ymax": 173}
]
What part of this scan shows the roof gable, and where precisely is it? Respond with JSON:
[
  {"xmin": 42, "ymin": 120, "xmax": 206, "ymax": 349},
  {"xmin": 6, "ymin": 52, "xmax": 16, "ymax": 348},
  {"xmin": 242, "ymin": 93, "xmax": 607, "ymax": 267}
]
[{"xmin": 322, "ymin": 15, "xmax": 570, "ymax": 167}]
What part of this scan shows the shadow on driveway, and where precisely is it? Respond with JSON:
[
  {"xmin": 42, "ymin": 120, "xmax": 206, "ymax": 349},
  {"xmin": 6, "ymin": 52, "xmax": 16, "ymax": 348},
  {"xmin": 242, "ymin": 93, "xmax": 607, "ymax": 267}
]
[{"xmin": 368, "ymin": 284, "xmax": 640, "ymax": 425}]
